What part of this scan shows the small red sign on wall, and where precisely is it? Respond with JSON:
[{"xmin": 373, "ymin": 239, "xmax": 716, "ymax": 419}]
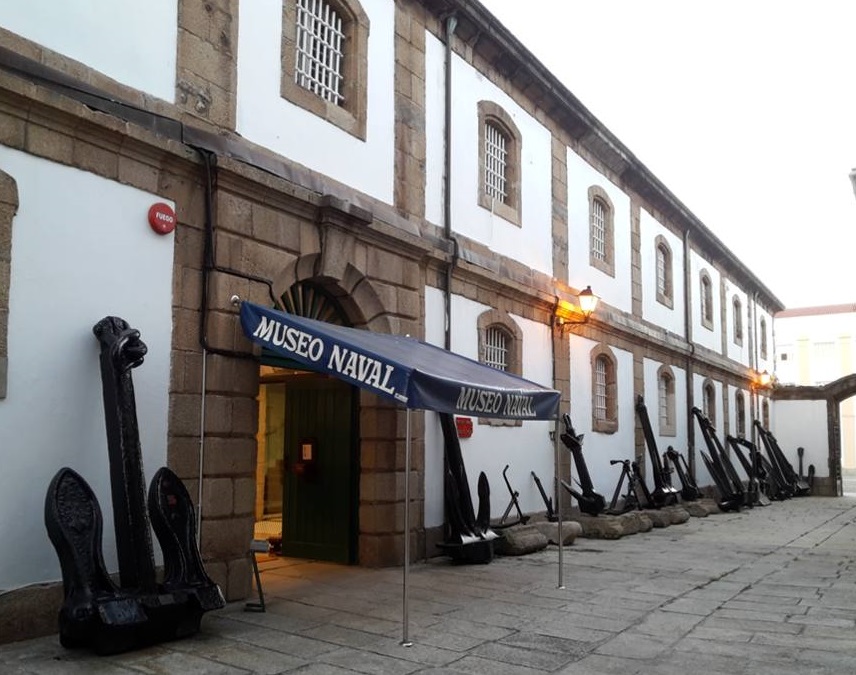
[
  {"xmin": 455, "ymin": 416, "xmax": 473, "ymax": 439},
  {"xmin": 148, "ymin": 202, "xmax": 176, "ymax": 235}
]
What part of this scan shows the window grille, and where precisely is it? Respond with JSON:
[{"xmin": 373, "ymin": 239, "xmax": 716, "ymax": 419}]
[
  {"xmin": 736, "ymin": 393, "xmax": 746, "ymax": 437},
  {"xmin": 483, "ymin": 326, "xmax": 508, "ymax": 371},
  {"xmin": 733, "ymin": 298, "xmax": 743, "ymax": 341},
  {"xmin": 484, "ymin": 122, "xmax": 508, "ymax": 204},
  {"xmin": 594, "ymin": 357, "xmax": 607, "ymax": 420},
  {"xmin": 701, "ymin": 276, "xmax": 712, "ymax": 322},
  {"xmin": 295, "ymin": 0, "xmax": 345, "ymax": 105},
  {"xmin": 658, "ymin": 374, "xmax": 672, "ymax": 428},
  {"xmin": 703, "ymin": 384, "xmax": 715, "ymax": 424},
  {"xmin": 656, "ymin": 245, "xmax": 667, "ymax": 296},
  {"xmin": 591, "ymin": 199, "xmax": 606, "ymax": 262}
]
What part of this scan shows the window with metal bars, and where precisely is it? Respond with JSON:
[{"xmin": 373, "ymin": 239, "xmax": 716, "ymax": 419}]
[
  {"xmin": 594, "ymin": 356, "xmax": 607, "ymax": 420},
  {"xmin": 703, "ymin": 381, "xmax": 716, "ymax": 425},
  {"xmin": 484, "ymin": 121, "xmax": 508, "ymax": 205},
  {"xmin": 700, "ymin": 271, "xmax": 713, "ymax": 329},
  {"xmin": 294, "ymin": 0, "xmax": 345, "ymax": 105},
  {"xmin": 733, "ymin": 296, "xmax": 743, "ymax": 344},
  {"xmin": 735, "ymin": 391, "xmax": 746, "ymax": 438},
  {"xmin": 591, "ymin": 198, "xmax": 606, "ymax": 262},
  {"xmin": 658, "ymin": 372, "xmax": 672, "ymax": 428},
  {"xmin": 654, "ymin": 236, "xmax": 673, "ymax": 308},
  {"xmin": 483, "ymin": 326, "xmax": 509, "ymax": 371}
]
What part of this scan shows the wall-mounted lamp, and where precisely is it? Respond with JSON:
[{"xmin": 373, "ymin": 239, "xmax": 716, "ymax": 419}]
[
  {"xmin": 555, "ymin": 286, "xmax": 599, "ymax": 332},
  {"xmin": 751, "ymin": 369, "xmax": 774, "ymax": 391}
]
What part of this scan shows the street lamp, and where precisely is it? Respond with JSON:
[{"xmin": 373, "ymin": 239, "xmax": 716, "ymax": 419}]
[{"xmin": 555, "ymin": 286, "xmax": 599, "ymax": 332}]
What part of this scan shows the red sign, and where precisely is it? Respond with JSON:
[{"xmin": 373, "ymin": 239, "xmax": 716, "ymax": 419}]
[
  {"xmin": 455, "ymin": 416, "xmax": 473, "ymax": 439},
  {"xmin": 148, "ymin": 202, "xmax": 176, "ymax": 235}
]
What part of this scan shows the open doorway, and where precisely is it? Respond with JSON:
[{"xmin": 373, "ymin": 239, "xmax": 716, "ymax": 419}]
[{"xmin": 255, "ymin": 364, "xmax": 359, "ymax": 563}]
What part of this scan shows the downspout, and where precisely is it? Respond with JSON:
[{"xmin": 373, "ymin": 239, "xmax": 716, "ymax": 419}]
[
  {"xmin": 683, "ymin": 230, "xmax": 695, "ymax": 476},
  {"xmin": 443, "ymin": 14, "xmax": 458, "ymax": 350}
]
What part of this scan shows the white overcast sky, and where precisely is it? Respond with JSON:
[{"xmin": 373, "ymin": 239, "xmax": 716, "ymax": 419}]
[{"xmin": 479, "ymin": 0, "xmax": 856, "ymax": 309}]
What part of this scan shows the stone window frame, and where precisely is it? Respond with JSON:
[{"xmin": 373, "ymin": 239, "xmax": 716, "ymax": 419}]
[
  {"xmin": 654, "ymin": 235, "xmax": 673, "ymax": 309},
  {"xmin": 732, "ymin": 295, "xmax": 743, "ymax": 346},
  {"xmin": 477, "ymin": 101, "xmax": 522, "ymax": 226},
  {"xmin": 699, "ymin": 269, "xmax": 714, "ymax": 330},
  {"xmin": 657, "ymin": 364, "xmax": 676, "ymax": 436},
  {"xmin": 702, "ymin": 378, "xmax": 716, "ymax": 426},
  {"xmin": 588, "ymin": 186, "xmax": 615, "ymax": 277},
  {"xmin": 590, "ymin": 344, "xmax": 618, "ymax": 434},
  {"xmin": 759, "ymin": 316, "xmax": 768, "ymax": 359},
  {"xmin": 477, "ymin": 309, "xmax": 522, "ymax": 427},
  {"xmin": 280, "ymin": 0, "xmax": 370, "ymax": 140},
  {"xmin": 0, "ymin": 170, "xmax": 17, "ymax": 400},
  {"xmin": 735, "ymin": 390, "xmax": 746, "ymax": 439}
]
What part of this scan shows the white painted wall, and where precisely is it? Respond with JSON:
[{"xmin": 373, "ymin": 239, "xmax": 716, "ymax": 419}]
[
  {"xmin": 566, "ymin": 149, "xmax": 632, "ymax": 312},
  {"xmin": 237, "ymin": 0, "xmax": 395, "ymax": 204},
  {"xmin": 422, "ymin": 287, "xmax": 556, "ymax": 526},
  {"xmin": 424, "ymin": 34, "xmax": 554, "ymax": 276},
  {"xmin": 642, "ymin": 358, "xmax": 689, "ymax": 462},
  {"xmin": 724, "ymin": 283, "xmax": 750, "ymax": 365},
  {"xmin": 0, "ymin": 149, "xmax": 174, "ymax": 591},
  {"xmin": 568, "ymin": 336, "xmax": 634, "ymax": 497},
  {"xmin": 639, "ymin": 210, "xmax": 685, "ymax": 336},
  {"xmin": 0, "ymin": 0, "xmax": 177, "ymax": 103},
  {"xmin": 689, "ymin": 251, "xmax": 722, "ymax": 354},
  {"xmin": 772, "ymin": 399, "xmax": 828, "ymax": 478}
]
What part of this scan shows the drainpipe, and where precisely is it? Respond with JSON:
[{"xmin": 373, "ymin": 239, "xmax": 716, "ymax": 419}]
[
  {"xmin": 683, "ymin": 230, "xmax": 695, "ymax": 476},
  {"xmin": 443, "ymin": 14, "xmax": 458, "ymax": 351}
]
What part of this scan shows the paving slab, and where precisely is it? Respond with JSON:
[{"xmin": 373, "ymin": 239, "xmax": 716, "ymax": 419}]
[{"xmin": 5, "ymin": 496, "xmax": 856, "ymax": 673}]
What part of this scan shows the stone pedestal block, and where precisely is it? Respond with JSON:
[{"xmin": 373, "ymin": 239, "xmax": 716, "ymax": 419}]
[
  {"xmin": 495, "ymin": 524, "xmax": 548, "ymax": 555},
  {"xmin": 573, "ymin": 515, "xmax": 624, "ymax": 539},
  {"xmin": 533, "ymin": 520, "xmax": 581, "ymax": 546}
]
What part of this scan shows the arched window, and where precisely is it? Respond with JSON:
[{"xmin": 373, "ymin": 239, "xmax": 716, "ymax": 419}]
[
  {"xmin": 281, "ymin": 0, "xmax": 370, "ymax": 139},
  {"xmin": 477, "ymin": 310, "xmax": 523, "ymax": 426},
  {"xmin": 657, "ymin": 365, "xmax": 676, "ymax": 436},
  {"xmin": 733, "ymin": 296, "xmax": 743, "ymax": 345},
  {"xmin": 655, "ymin": 236, "xmax": 673, "ymax": 308},
  {"xmin": 760, "ymin": 317, "xmax": 768, "ymax": 359},
  {"xmin": 735, "ymin": 391, "xmax": 746, "ymax": 438},
  {"xmin": 762, "ymin": 398, "xmax": 770, "ymax": 428},
  {"xmin": 700, "ymin": 270, "xmax": 713, "ymax": 330},
  {"xmin": 478, "ymin": 101, "xmax": 522, "ymax": 225},
  {"xmin": 591, "ymin": 345, "xmax": 618, "ymax": 433},
  {"xmin": 702, "ymin": 379, "xmax": 716, "ymax": 426},
  {"xmin": 588, "ymin": 186, "xmax": 615, "ymax": 277}
]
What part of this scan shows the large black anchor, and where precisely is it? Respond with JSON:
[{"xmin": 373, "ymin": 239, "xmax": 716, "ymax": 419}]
[{"xmin": 44, "ymin": 317, "xmax": 224, "ymax": 654}]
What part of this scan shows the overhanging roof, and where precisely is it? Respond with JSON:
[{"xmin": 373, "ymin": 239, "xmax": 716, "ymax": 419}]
[{"xmin": 240, "ymin": 302, "xmax": 560, "ymax": 420}]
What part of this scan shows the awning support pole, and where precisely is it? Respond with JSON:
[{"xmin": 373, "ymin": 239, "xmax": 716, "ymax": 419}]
[
  {"xmin": 401, "ymin": 408, "xmax": 413, "ymax": 647},
  {"xmin": 555, "ymin": 414, "xmax": 564, "ymax": 589}
]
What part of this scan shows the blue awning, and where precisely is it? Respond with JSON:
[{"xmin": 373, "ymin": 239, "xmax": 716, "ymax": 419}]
[{"xmin": 239, "ymin": 301, "xmax": 560, "ymax": 420}]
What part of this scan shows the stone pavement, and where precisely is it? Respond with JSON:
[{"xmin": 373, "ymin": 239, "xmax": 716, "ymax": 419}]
[{"xmin": 4, "ymin": 496, "xmax": 856, "ymax": 674}]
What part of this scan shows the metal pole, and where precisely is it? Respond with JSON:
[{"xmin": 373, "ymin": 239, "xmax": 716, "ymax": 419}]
[
  {"xmin": 554, "ymin": 415, "xmax": 564, "ymax": 589},
  {"xmin": 401, "ymin": 408, "xmax": 413, "ymax": 646}
]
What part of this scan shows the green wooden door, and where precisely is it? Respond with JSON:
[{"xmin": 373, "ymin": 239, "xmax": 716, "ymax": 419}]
[{"xmin": 282, "ymin": 375, "xmax": 357, "ymax": 563}]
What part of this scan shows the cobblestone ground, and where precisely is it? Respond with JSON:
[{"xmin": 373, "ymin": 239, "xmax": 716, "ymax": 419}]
[{"xmin": 3, "ymin": 496, "xmax": 856, "ymax": 674}]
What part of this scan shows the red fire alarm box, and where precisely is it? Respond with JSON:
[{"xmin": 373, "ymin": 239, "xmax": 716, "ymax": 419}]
[{"xmin": 455, "ymin": 416, "xmax": 473, "ymax": 439}]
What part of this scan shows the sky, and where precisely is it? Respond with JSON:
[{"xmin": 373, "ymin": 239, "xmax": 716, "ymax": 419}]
[{"xmin": 479, "ymin": 0, "xmax": 856, "ymax": 309}]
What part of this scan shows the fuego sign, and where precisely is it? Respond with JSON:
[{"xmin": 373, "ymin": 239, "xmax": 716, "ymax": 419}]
[{"xmin": 148, "ymin": 202, "xmax": 176, "ymax": 235}]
